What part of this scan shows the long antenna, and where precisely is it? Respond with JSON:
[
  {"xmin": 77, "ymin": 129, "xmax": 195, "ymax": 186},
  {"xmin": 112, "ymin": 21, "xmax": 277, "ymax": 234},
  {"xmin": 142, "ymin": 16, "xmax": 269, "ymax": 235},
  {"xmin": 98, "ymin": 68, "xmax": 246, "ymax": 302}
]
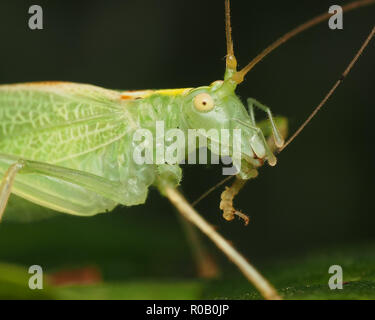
[
  {"xmin": 232, "ymin": 0, "xmax": 375, "ymax": 83},
  {"xmin": 280, "ymin": 25, "xmax": 375, "ymax": 151},
  {"xmin": 193, "ymin": 1, "xmax": 375, "ymax": 206},
  {"xmin": 225, "ymin": 0, "xmax": 237, "ymax": 72}
]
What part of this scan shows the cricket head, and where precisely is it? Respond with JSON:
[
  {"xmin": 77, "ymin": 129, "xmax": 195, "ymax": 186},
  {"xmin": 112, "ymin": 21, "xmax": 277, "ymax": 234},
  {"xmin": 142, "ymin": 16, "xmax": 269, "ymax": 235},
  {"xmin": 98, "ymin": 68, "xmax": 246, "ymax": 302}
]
[
  {"xmin": 180, "ymin": 0, "xmax": 283, "ymax": 175},
  {"xmin": 181, "ymin": 77, "xmax": 276, "ymax": 177}
]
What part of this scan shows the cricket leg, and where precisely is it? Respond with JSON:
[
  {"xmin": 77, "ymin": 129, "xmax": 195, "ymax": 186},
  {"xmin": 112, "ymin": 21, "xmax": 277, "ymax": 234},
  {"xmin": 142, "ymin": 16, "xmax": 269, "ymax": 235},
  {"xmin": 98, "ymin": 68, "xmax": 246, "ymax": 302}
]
[
  {"xmin": 164, "ymin": 187, "xmax": 281, "ymax": 300},
  {"xmin": 157, "ymin": 164, "xmax": 220, "ymax": 278},
  {"xmin": 235, "ymin": 118, "xmax": 277, "ymax": 166},
  {"xmin": 220, "ymin": 177, "xmax": 250, "ymax": 225},
  {"xmin": 0, "ymin": 154, "xmax": 129, "ymax": 219},
  {"xmin": 177, "ymin": 213, "xmax": 220, "ymax": 278},
  {"xmin": 247, "ymin": 98, "xmax": 285, "ymax": 148},
  {"xmin": 0, "ymin": 161, "xmax": 25, "ymax": 221}
]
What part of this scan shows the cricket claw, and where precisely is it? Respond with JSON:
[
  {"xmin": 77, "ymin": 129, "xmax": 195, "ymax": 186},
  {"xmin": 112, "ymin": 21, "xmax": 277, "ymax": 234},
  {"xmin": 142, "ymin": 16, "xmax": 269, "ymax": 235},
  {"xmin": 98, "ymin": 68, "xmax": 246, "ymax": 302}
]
[
  {"xmin": 220, "ymin": 178, "xmax": 249, "ymax": 226},
  {"xmin": 222, "ymin": 210, "xmax": 249, "ymax": 226},
  {"xmin": 235, "ymin": 211, "xmax": 250, "ymax": 226}
]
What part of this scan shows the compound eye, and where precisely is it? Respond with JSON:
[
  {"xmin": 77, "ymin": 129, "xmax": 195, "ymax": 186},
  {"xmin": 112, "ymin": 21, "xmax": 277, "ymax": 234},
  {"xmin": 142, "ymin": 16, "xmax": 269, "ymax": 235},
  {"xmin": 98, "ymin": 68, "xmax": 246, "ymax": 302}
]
[{"xmin": 193, "ymin": 93, "xmax": 214, "ymax": 112}]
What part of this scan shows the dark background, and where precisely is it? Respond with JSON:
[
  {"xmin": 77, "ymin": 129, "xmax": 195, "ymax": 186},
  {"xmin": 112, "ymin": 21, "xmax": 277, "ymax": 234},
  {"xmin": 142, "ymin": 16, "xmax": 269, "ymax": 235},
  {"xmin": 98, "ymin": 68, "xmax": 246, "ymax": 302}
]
[{"xmin": 0, "ymin": 0, "xmax": 374, "ymax": 284}]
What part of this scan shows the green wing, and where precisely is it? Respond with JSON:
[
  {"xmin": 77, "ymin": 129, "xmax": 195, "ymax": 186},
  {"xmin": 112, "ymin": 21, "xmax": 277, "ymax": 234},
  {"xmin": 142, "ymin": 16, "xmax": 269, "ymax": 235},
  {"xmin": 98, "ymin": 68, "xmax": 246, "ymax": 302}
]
[
  {"xmin": 0, "ymin": 82, "xmax": 151, "ymax": 220},
  {"xmin": 0, "ymin": 82, "xmax": 130, "ymax": 164}
]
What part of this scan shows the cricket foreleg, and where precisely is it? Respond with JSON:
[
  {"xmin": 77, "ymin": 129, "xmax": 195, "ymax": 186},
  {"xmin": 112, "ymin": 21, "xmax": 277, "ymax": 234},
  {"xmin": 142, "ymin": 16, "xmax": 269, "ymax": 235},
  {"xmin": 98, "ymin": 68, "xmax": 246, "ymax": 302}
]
[
  {"xmin": 0, "ymin": 160, "xmax": 25, "ymax": 221},
  {"xmin": 220, "ymin": 177, "xmax": 250, "ymax": 225},
  {"xmin": 234, "ymin": 119, "xmax": 277, "ymax": 166},
  {"xmin": 247, "ymin": 98, "xmax": 285, "ymax": 148}
]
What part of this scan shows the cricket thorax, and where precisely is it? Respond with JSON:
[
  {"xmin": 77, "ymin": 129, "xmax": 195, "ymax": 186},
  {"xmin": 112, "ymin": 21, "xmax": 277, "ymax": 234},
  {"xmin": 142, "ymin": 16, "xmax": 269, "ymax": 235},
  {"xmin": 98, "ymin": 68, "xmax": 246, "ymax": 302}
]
[{"xmin": 127, "ymin": 92, "xmax": 184, "ymax": 132}]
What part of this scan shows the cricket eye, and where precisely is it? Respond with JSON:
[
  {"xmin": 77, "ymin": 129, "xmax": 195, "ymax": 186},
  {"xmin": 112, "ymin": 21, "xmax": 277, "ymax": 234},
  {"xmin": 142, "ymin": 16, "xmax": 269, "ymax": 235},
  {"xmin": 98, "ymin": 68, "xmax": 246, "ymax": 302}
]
[{"xmin": 193, "ymin": 93, "xmax": 214, "ymax": 112}]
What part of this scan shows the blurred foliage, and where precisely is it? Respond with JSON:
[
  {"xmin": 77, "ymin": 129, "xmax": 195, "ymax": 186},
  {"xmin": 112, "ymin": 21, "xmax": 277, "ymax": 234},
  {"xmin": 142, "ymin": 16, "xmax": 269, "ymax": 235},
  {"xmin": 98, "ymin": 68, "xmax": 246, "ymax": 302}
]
[
  {"xmin": 1, "ymin": 243, "xmax": 375, "ymax": 299},
  {"xmin": 0, "ymin": 263, "xmax": 54, "ymax": 299}
]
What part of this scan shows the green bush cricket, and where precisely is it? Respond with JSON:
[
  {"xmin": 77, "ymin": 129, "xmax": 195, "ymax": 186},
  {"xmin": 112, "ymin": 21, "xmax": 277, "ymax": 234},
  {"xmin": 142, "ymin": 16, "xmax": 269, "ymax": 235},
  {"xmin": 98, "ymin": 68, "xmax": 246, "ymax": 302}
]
[{"xmin": 0, "ymin": 0, "xmax": 374, "ymax": 299}]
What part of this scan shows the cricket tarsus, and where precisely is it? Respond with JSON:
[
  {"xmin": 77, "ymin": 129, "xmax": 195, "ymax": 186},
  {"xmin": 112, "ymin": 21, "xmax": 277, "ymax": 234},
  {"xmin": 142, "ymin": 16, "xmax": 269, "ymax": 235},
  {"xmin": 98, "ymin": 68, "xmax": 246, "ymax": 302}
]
[
  {"xmin": 280, "ymin": 25, "xmax": 375, "ymax": 152},
  {"xmin": 220, "ymin": 177, "xmax": 249, "ymax": 225},
  {"xmin": 165, "ymin": 187, "xmax": 281, "ymax": 300}
]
